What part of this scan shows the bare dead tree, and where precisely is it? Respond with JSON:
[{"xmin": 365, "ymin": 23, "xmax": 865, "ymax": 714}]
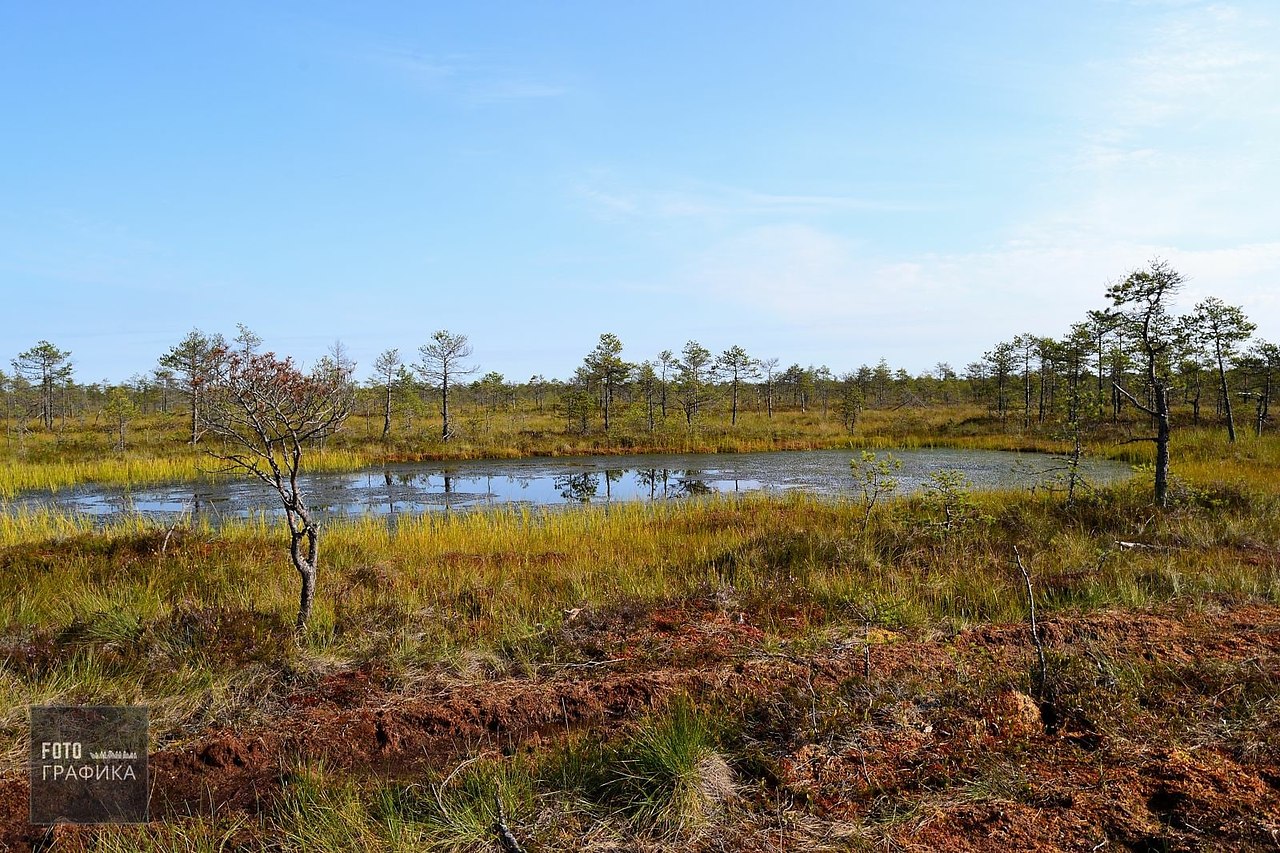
[
  {"xmin": 758, "ymin": 357, "xmax": 780, "ymax": 419},
  {"xmin": 200, "ymin": 342, "xmax": 355, "ymax": 632},
  {"xmin": 1013, "ymin": 546, "xmax": 1047, "ymax": 702}
]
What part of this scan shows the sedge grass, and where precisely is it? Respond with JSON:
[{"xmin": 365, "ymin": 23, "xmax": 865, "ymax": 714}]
[
  {"xmin": 2, "ymin": 427, "xmax": 1278, "ymax": 780},
  {"xmin": 0, "ymin": 447, "xmax": 374, "ymax": 499},
  {"xmin": 4, "ymin": 402, "xmax": 1278, "ymax": 499}
]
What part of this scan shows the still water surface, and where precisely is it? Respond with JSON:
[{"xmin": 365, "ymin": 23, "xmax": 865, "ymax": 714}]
[{"xmin": 6, "ymin": 449, "xmax": 1132, "ymax": 522}]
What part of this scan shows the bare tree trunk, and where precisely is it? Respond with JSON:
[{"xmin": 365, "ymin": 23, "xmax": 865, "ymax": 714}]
[
  {"xmin": 383, "ymin": 384, "xmax": 392, "ymax": 438},
  {"xmin": 1216, "ymin": 347, "xmax": 1237, "ymax": 442},
  {"xmin": 289, "ymin": 517, "xmax": 320, "ymax": 632},
  {"xmin": 1037, "ymin": 377, "xmax": 1045, "ymax": 424},
  {"xmin": 441, "ymin": 372, "xmax": 451, "ymax": 441},
  {"xmin": 1154, "ymin": 385, "xmax": 1170, "ymax": 508},
  {"xmin": 1258, "ymin": 370, "xmax": 1271, "ymax": 437},
  {"xmin": 295, "ymin": 559, "xmax": 316, "ymax": 632},
  {"xmin": 190, "ymin": 391, "xmax": 199, "ymax": 445},
  {"xmin": 1113, "ymin": 378, "xmax": 1171, "ymax": 509},
  {"xmin": 603, "ymin": 379, "xmax": 612, "ymax": 431}
]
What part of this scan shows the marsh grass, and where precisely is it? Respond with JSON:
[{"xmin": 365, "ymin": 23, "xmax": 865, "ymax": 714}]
[
  {"xmin": 605, "ymin": 698, "xmax": 735, "ymax": 835},
  {"xmin": 5, "ymin": 424, "xmax": 1280, "ymax": 850},
  {"xmin": 0, "ymin": 402, "xmax": 1140, "ymax": 498},
  {"xmin": 73, "ymin": 816, "xmax": 249, "ymax": 853},
  {"xmin": 2, "ymin": 462, "xmax": 1276, "ymax": 768},
  {"xmin": 0, "ymin": 447, "xmax": 372, "ymax": 499}
]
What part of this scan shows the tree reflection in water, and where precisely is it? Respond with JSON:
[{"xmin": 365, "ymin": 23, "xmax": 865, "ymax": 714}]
[
  {"xmin": 555, "ymin": 472, "xmax": 599, "ymax": 503},
  {"xmin": 673, "ymin": 471, "xmax": 712, "ymax": 497},
  {"xmin": 636, "ymin": 468, "xmax": 669, "ymax": 499}
]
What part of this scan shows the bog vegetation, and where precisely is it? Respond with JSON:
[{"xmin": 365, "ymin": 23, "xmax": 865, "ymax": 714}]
[
  {"xmin": 1, "ymin": 261, "xmax": 1275, "ymax": 500},
  {"xmin": 2, "ymin": 261, "xmax": 1279, "ymax": 850}
]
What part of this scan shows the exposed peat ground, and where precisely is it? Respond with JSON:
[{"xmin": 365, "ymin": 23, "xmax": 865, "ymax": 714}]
[{"xmin": 3, "ymin": 595, "xmax": 1277, "ymax": 851}]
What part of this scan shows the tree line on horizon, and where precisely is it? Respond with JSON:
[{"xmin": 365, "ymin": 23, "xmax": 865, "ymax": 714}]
[
  {"xmin": 4, "ymin": 261, "xmax": 1278, "ymax": 468},
  {"xmin": 6, "ymin": 259, "xmax": 1276, "ymax": 631}
]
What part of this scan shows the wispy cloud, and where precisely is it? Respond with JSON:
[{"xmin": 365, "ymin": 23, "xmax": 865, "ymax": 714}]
[
  {"xmin": 1074, "ymin": 3, "xmax": 1279, "ymax": 171},
  {"xmin": 371, "ymin": 49, "xmax": 459, "ymax": 89},
  {"xmin": 685, "ymin": 8, "xmax": 1280, "ymax": 359},
  {"xmin": 1112, "ymin": 4, "xmax": 1279, "ymax": 128},
  {"xmin": 360, "ymin": 45, "xmax": 569, "ymax": 103},
  {"xmin": 575, "ymin": 187, "xmax": 639, "ymax": 217},
  {"xmin": 1049, "ymin": 2, "xmax": 1280, "ymax": 249},
  {"xmin": 574, "ymin": 5, "xmax": 1280, "ymax": 365},
  {"xmin": 679, "ymin": 222, "xmax": 1280, "ymax": 368},
  {"xmin": 564, "ymin": 3, "xmax": 1280, "ymax": 367}
]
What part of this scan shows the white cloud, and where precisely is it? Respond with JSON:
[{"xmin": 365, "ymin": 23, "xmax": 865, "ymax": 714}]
[
  {"xmin": 1062, "ymin": 3, "xmax": 1280, "ymax": 242},
  {"xmin": 1115, "ymin": 4, "xmax": 1278, "ymax": 127},
  {"xmin": 580, "ymin": 3, "xmax": 1280, "ymax": 366},
  {"xmin": 679, "ymin": 222, "xmax": 1280, "ymax": 369}
]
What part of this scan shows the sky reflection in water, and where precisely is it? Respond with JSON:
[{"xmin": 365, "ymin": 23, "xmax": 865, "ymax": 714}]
[{"xmin": 6, "ymin": 449, "xmax": 1132, "ymax": 522}]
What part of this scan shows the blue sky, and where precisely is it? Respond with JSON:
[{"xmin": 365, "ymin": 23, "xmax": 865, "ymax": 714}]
[{"xmin": 2, "ymin": 1, "xmax": 1278, "ymax": 383}]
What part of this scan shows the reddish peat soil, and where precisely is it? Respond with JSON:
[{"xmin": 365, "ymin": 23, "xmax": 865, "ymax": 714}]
[{"xmin": 3, "ymin": 600, "xmax": 1278, "ymax": 851}]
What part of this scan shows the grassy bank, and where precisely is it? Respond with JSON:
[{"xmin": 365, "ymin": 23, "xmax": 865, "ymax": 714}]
[
  {"xmin": 0, "ymin": 403, "xmax": 1138, "ymax": 497},
  {"xmin": 2, "ymin": 429, "xmax": 1278, "ymax": 849},
  {"xmin": 4, "ymin": 432, "xmax": 1278, "ymax": 730}
]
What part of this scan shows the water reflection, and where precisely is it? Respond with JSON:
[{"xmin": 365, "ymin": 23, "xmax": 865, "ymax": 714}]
[
  {"xmin": 637, "ymin": 468, "xmax": 666, "ymax": 499},
  {"xmin": 555, "ymin": 472, "xmax": 599, "ymax": 503},
  {"xmin": 672, "ymin": 471, "xmax": 713, "ymax": 497},
  {"xmin": 4, "ymin": 448, "xmax": 1133, "ymax": 524}
]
